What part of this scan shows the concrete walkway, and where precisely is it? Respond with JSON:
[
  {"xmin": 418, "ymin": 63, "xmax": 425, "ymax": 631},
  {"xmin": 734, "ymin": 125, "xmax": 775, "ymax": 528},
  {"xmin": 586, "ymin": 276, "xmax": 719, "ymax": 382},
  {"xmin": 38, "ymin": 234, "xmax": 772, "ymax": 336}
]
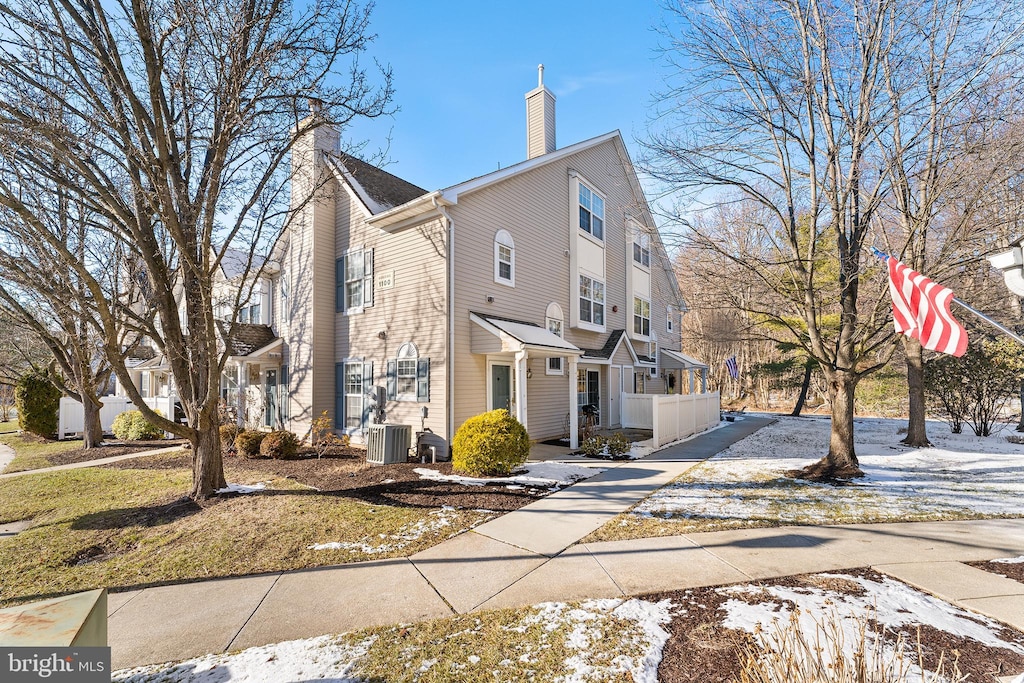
[
  {"xmin": 100, "ymin": 417, "xmax": 1024, "ymax": 670},
  {"xmin": 0, "ymin": 443, "xmax": 14, "ymax": 473},
  {"xmin": 0, "ymin": 444, "xmax": 184, "ymax": 480}
]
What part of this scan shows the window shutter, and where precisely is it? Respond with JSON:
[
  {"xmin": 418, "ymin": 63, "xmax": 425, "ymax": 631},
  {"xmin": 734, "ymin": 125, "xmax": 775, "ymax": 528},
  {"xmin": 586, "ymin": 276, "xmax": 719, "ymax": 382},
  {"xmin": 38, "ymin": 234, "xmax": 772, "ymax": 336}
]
[
  {"xmin": 363, "ymin": 248, "xmax": 374, "ymax": 307},
  {"xmin": 386, "ymin": 359, "xmax": 397, "ymax": 400},
  {"xmin": 280, "ymin": 365, "xmax": 289, "ymax": 422},
  {"xmin": 334, "ymin": 363, "xmax": 345, "ymax": 429},
  {"xmin": 417, "ymin": 358, "xmax": 430, "ymax": 403},
  {"xmin": 362, "ymin": 361, "xmax": 374, "ymax": 426},
  {"xmin": 335, "ymin": 256, "xmax": 345, "ymax": 312}
]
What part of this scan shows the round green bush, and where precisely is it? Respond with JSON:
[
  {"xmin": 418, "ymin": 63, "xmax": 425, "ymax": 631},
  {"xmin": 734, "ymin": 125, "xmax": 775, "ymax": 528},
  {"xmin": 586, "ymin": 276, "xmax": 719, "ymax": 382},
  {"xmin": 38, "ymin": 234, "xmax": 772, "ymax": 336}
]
[
  {"xmin": 234, "ymin": 430, "xmax": 267, "ymax": 458},
  {"xmin": 15, "ymin": 372, "xmax": 60, "ymax": 438},
  {"xmin": 111, "ymin": 410, "xmax": 164, "ymax": 441},
  {"xmin": 219, "ymin": 424, "xmax": 242, "ymax": 452},
  {"xmin": 259, "ymin": 430, "xmax": 300, "ymax": 459},
  {"xmin": 452, "ymin": 409, "xmax": 530, "ymax": 477}
]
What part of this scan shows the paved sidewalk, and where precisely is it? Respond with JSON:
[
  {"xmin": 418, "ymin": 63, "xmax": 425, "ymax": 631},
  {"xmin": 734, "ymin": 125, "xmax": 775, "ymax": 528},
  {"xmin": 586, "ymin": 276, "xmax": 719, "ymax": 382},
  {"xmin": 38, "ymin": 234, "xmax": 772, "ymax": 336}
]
[
  {"xmin": 0, "ymin": 444, "xmax": 184, "ymax": 480},
  {"xmin": 99, "ymin": 417, "xmax": 1024, "ymax": 670}
]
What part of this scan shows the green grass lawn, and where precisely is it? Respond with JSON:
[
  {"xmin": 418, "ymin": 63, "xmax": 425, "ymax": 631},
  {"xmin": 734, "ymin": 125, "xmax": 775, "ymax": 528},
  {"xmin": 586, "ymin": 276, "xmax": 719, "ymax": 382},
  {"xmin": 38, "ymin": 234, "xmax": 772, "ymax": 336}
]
[
  {"xmin": 0, "ymin": 460, "xmax": 493, "ymax": 608},
  {"xmin": 0, "ymin": 430, "xmax": 79, "ymax": 472}
]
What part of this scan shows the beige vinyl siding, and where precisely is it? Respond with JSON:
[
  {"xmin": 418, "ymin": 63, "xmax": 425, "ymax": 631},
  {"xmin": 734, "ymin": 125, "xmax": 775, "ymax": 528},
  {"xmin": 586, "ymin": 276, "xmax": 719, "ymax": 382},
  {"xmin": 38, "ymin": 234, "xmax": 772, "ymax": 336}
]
[
  {"xmin": 451, "ymin": 139, "xmax": 639, "ymax": 441},
  {"xmin": 334, "ymin": 187, "xmax": 448, "ymax": 438}
]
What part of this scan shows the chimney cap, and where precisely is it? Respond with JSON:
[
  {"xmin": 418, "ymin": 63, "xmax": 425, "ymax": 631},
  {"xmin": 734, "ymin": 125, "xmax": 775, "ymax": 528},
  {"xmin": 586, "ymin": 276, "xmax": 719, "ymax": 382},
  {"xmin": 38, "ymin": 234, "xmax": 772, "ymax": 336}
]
[{"xmin": 307, "ymin": 97, "xmax": 323, "ymax": 115}]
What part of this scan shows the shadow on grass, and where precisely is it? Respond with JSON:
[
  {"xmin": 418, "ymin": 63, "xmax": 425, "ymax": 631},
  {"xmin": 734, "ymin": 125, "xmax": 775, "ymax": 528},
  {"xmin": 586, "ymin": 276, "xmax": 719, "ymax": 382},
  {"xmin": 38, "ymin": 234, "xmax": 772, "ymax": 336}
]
[{"xmin": 71, "ymin": 496, "xmax": 202, "ymax": 530}]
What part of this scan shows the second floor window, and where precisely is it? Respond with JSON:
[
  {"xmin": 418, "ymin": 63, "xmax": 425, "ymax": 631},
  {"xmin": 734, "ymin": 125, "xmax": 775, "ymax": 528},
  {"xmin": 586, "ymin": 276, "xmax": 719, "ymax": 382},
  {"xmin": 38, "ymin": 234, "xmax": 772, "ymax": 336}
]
[
  {"xmin": 634, "ymin": 297, "xmax": 650, "ymax": 337},
  {"xmin": 546, "ymin": 302, "xmax": 564, "ymax": 374},
  {"xmin": 633, "ymin": 232, "xmax": 650, "ymax": 267},
  {"xmin": 336, "ymin": 248, "xmax": 374, "ymax": 313},
  {"xmin": 579, "ymin": 274, "xmax": 605, "ymax": 326},
  {"xmin": 494, "ymin": 230, "xmax": 515, "ymax": 286},
  {"xmin": 578, "ymin": 182, "xmax": 604, "ymax": 240}
]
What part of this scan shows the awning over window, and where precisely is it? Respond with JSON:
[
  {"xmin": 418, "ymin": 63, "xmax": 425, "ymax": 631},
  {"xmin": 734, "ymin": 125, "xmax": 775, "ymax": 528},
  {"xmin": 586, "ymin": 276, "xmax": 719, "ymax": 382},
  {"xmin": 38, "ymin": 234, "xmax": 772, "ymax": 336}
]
[
  {"xmin": 660, "ymin": 349, "xmax": 708, "ymax": 369},
  {"xmin": 470, "ymin": 312, "xmax": 583, "ymax": 357}
]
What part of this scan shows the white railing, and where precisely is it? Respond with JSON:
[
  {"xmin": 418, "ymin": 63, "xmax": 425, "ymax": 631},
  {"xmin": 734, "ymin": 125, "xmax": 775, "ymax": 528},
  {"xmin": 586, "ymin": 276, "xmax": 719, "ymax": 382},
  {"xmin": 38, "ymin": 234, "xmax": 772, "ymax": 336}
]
[
  {"xmin": 620, "ymin": 391, "xmax": 721, "ymax": 448},
  {"xmin": 58, "ymin": 396, "xmax": 136, "ymax": 440}
]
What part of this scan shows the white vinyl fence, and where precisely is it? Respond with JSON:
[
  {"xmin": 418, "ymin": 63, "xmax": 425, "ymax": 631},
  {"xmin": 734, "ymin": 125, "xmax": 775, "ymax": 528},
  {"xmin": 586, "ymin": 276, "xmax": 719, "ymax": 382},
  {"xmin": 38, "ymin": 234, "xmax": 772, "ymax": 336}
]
[
  {"xmin": 621, "ymin": 391, "xmax": 721, "ymax": 448},
  {"xmin": 58, "ymin": 396, "xmax": 135, "ymax": 440}
]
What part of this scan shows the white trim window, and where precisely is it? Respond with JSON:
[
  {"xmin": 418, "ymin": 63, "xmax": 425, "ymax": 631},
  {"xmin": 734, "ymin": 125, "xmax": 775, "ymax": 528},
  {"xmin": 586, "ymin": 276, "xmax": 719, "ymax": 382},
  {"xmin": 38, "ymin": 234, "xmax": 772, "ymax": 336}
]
[
  {"xmin": 336, "ymin": 248, "xmax": 374, "ymax": 313},
  {"xmin": 667, "ymin": 306, "xmax": 674, "ymax": 334},
  {"xmin": 386, "ymin": 342, "xmax": 430, "ymax": 403},
  {"xmin": 579, "ymin": 274, "xmax": 605, "ymax": 326},
  {"xmin": 633, "ymin": 296, "xmax": 650, "ymax": 337},
  {"xmin": 545, "ymin": 302, "xmax": 564, "ymax": 375},
  {"xmin": 578, "ymin": 182, "xmax": 604, "ymax": 240},
  {"xmin": 343, "ymin": 362, "xmax": 364, "ymax": 430},
  {"xmin": 494, "ymin": 230, "xmax": 515, "ymax": 287},
  {"xmin": 633, "ymin": 232, "xmax": 650, "ymax": 268}
]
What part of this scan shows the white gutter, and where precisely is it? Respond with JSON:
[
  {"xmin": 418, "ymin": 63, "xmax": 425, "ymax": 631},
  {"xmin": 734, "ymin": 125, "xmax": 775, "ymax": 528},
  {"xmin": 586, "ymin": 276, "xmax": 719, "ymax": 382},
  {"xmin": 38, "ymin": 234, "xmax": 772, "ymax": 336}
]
[
  {"xmin": 433, "ymin": 196, "xmax": 456, "ymax": 449},
  {"xmin": 989, "ymin": 246, "xmax": 1024, "ymax": 297}
]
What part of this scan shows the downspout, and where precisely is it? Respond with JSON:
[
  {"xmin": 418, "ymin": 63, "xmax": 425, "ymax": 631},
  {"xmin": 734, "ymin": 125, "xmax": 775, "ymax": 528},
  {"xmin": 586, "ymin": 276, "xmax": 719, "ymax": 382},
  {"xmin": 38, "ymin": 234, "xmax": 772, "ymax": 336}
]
[{"xmin": 432, "ymin": 196, "xmax": 456, "ymax": 449}]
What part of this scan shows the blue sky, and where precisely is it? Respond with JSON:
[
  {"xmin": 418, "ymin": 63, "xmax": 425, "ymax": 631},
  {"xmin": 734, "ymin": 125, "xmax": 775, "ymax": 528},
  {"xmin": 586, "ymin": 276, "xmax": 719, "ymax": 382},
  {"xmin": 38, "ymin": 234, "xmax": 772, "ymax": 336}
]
[{"xmin": 343, "ymin": 1, "xmax": 670, "ymax": 192}]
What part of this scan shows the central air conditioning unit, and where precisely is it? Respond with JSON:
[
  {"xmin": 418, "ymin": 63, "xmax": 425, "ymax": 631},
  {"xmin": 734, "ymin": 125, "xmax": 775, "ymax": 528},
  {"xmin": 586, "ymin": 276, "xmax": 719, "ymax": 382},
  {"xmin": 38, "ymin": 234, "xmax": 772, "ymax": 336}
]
[{"xmin": 366, "ymin": 423, "xmax": 412, "ymax": 465}]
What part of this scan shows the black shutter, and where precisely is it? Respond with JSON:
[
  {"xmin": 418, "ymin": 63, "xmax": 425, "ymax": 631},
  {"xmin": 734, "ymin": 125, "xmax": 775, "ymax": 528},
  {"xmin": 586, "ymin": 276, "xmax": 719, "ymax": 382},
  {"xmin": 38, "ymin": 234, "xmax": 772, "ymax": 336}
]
[
  {"xmin": 386, "ymin": 359, "xmax": 397, "ymax": 401},
  {"xmin": 417, "ymin": 358, "xmax": 430, "ymax": 403},
  {"xmin": 335, "ymin": 256, "xmax": 345, "ymax": 312}
]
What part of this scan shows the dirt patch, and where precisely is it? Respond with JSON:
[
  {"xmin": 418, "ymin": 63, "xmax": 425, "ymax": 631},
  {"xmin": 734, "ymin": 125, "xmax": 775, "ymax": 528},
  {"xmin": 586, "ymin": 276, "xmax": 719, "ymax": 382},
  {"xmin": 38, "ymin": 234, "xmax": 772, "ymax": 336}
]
[
  {"xmin": 969, "ymin": 558, "xmax": 1024, "ymax": 584},
  {"xmin": 105, "ymin": 450, "xmax": 553, "ymax": 512},
  {"xmin": 43, "ymin": 440, "xmax": 187, "ymax": 467},
  {"xmin": 647, "ymin": 568, "xmax": 1024, "ymax": 683}
]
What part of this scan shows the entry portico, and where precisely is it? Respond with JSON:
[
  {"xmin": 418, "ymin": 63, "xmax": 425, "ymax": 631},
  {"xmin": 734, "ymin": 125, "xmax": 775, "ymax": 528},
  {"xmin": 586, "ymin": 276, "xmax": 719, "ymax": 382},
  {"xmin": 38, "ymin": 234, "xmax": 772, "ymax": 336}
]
[{"xmin": 470, "ymin": 312, "xmax": 585, "ymax": 447}]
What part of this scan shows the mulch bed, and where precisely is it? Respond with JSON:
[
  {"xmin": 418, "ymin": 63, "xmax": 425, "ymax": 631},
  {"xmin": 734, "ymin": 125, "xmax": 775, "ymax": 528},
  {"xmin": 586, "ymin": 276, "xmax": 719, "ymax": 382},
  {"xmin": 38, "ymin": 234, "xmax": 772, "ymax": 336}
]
[
  {"xmin": 647, "ymin": 568, "xmax": 1024, "ymax": 683},
  {"xmin": 969, "ymin": 558, "xmax": 1024, "ymax": 584},
  {"xmin": 104, "ymin": 447, "xmax": 551, "ymax": 512},
  {"xmin": 45, "ymin": 440, "xmax": 187, "ymax": 467}
]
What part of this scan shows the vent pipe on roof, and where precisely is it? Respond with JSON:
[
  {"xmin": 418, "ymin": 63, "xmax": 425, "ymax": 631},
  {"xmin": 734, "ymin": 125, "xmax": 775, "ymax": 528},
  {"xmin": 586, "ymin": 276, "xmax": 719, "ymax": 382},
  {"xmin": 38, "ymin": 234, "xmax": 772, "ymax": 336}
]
[{"xmin": 525, "ymin": 64, "xmax": 556, "ymax": 159}]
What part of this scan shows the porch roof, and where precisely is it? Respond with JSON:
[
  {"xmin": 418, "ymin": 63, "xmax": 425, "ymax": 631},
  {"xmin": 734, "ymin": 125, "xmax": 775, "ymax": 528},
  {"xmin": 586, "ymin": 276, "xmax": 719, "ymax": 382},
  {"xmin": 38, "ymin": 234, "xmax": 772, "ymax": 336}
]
[
  {"xmin": 470, "ymin": 312, "xmax": 583, "ymax": 356},
  {"xmin": 661, "ymin": 349, "xmax": 708, "ymax": 369}
]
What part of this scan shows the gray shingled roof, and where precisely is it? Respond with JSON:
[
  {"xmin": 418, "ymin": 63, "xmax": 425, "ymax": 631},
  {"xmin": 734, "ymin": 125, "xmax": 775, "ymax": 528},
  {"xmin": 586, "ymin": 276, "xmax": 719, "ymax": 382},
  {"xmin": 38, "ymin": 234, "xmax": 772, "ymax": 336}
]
[
  {"xmin": 216, "ymin": 322, "xmax": 279, "ymax": 357},
  {"xmin": 332, "ymin": 153, "xmax": 427, "ymax": 214},
  {"xmin": 579, "ymin": 330, "xmax": 626, "ymax": 360}
]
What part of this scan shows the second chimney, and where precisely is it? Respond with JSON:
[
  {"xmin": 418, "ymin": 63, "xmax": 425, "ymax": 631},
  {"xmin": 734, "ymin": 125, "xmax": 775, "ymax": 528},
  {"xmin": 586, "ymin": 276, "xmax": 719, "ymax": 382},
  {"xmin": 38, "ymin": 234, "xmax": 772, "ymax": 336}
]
[{"xmin": 525, "ymin": 64, "xmax": 556, "ymax": 159}]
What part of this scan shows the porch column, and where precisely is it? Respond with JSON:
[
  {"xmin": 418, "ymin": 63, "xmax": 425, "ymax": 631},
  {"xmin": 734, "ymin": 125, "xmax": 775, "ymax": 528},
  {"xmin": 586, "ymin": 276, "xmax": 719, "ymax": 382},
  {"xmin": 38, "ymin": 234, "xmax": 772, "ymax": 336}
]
[
  {"xmin": 568, "ymin": 355, "xmax": 579, "ymax": 449},
  {"xmin": 514, "ymin": 349, "xmax": 528, "ymax": 431}
]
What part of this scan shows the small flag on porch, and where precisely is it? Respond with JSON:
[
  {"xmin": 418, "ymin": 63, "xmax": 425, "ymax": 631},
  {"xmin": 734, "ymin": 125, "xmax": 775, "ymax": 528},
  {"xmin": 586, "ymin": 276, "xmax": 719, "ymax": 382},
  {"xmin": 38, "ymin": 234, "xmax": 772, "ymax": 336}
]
[
  {"xmin": 875, "ymin": 249, "xmax": 968, "ymax": 357},
  {"xmin": 725, "ymin": 355, "xmax": 739, "ymax": 379}
]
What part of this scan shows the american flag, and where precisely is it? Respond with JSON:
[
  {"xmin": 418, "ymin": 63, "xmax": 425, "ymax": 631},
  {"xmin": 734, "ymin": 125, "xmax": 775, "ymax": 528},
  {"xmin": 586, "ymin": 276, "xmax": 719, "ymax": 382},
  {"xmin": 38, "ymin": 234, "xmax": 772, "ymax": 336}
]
[
  {"xmin": 879, "ymin": 251, "xmax": 968, "ymax": 357},
  {"xmin": 725, "ymin": 355, "xmax": 739, "ymax": 379}
]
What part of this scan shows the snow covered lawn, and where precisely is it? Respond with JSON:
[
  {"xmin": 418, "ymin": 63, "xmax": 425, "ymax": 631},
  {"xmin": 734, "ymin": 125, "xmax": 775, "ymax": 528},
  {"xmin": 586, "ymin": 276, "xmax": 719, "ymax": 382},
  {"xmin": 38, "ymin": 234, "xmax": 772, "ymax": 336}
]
[
  {"xmin": 591, "ymin": 415, "xmax": 1024, "ymax": 541},
  {"xmin": 415, "ymin": 461, "xmax": 602, "ymax": 490}
]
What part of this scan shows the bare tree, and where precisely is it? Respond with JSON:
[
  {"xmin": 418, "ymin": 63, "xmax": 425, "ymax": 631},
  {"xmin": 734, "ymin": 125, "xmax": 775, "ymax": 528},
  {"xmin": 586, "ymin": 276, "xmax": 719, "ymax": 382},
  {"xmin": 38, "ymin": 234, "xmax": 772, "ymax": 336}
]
[{"xmin": 0, "ymin": 0, "xmax": 392, "ymax": 498}]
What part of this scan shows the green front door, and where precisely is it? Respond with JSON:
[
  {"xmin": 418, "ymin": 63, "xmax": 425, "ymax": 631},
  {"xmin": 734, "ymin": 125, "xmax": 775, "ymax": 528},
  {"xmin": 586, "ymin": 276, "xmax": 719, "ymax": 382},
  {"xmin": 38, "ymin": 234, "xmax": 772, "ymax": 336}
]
[{"xmin": 490, "ymin": 364, "xmax": 511, "ymax": 412}]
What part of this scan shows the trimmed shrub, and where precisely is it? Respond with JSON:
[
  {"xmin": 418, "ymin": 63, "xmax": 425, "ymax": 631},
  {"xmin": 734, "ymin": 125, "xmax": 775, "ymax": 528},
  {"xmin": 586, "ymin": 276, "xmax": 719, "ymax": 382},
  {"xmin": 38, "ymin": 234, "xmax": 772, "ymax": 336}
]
[
  {"xmin": 579, "ymin": 435, "xmax": 607, "ymax": 458},
  {"xmin": 15, "ymin": 372, "xmax": 60, "ymax": 438},
  {"xmin": 606, "ymin": 433, "xmax": 631, "ymax": 459},
  {"xmin": 234, "ymin": 430, "xmax": 267, "ymax": 458},
  {"xmin": 452, "ymin": 409, "xmax": 529, "ymax": 477},
  {"xmin": 219, "ymin": 424, "xmax": 242, "ymax": 453},
  {"xmin": 111, "ymin": 409, "xmax": 164, "ymax": 441},
  {"xmin": 259, "ymin": 430, "xmax": 300, "ymax": 459}
]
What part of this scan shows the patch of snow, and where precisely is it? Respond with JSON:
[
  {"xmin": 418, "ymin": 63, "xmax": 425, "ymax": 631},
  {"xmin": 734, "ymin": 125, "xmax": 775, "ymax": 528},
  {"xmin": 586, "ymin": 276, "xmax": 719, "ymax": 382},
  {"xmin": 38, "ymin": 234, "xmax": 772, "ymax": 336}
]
[
  {"xmin": 717, "ymin": 572, "xmax": 1024, "ymax": 678},
  {"xmin": 308, "ymin": 507, "xmax": 496, "ymax": 554},
  {"xmin": 215, "ymin": 482, "xmax": 266, "ymax": 495},
  {"xmin": 113, "ymin": 634, "xmax": 376, "ymax": 682},
  {"xmin": 632, "ymin": 416, "xmax": 1024, "ymax": 525},
  {"xmin": 992, "ymin": 555, "xmax": 1024, "ymax": 564},
  {"xmin": 415, "ymin": 462, "xmax": 601, "ymax": 488}
]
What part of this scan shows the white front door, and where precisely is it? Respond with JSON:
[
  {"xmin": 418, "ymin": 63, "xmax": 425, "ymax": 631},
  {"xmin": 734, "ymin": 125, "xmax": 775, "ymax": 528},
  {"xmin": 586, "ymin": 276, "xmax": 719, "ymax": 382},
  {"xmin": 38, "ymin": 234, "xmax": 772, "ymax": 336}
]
[{"xmin": 609, "ymin": 366, "xmax": 621, "ymax": 427}]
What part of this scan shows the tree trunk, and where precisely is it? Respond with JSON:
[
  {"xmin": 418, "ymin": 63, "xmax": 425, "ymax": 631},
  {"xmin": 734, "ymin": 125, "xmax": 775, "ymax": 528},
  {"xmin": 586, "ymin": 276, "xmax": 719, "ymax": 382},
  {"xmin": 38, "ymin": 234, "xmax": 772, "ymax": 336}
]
[
  {"xmin": 1017, "ymin": 378, "xmax": 1024, "ymax": 432},
  {"xmin": 189, "ymin": 406, "xmax": 226, "ymax": 500},
  {"xmin": 902, "ymin": 337, "xmax": 931, "ymax": 446},
  {"xmin": 789, "ymin": 371, "xmax": 864, "ymax": 481},
  {"xmin": 81, "ymin": 394, "xmax": 104, "ymax": 449},
  {"xmin": 790, "ymin": 359, "xmax": 813, "ymax": 417}
]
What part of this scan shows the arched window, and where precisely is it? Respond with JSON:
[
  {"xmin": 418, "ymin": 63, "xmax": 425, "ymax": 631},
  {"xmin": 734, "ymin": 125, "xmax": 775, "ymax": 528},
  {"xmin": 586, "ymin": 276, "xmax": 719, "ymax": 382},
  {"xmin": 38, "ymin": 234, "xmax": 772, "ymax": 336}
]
[
  {"xmin": 546, "ymin": 302, "xmax": 564, "ymax": 375},
  {"xmin": 494, "ymin": 230, "xmax": 515, "ymax": 287},
  {"xmin": 387, "ymin": 342, "xmax": 430, "ymax": 402}
]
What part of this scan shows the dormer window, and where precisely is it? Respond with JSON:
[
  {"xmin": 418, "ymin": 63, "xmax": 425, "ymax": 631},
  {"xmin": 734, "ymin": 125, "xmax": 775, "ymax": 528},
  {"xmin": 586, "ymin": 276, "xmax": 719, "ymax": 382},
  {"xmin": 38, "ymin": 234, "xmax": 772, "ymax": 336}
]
[
  {"xmin": 633, "ymin": 232, "xmax": 650, "ymax": 268},
  {"xmin": 494, "ymin": 230, "xmax": 515, "ymax": 287},
  {"xmin": 578, "ymin": 182, "xmax": 604, "ymax": 241}
]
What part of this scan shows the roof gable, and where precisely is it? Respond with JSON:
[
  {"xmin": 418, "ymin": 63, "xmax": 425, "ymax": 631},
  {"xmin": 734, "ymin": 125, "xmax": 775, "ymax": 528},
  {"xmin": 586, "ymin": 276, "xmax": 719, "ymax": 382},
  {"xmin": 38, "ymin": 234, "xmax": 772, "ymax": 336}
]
[{"xmin": 327, "ymin": 153, "xmax": 427, "ymax": 215}]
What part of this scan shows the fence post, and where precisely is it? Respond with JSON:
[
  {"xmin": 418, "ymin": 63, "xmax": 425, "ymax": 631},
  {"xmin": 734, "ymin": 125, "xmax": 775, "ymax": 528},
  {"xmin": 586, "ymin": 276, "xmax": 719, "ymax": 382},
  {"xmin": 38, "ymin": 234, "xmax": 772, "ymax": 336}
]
[{"xmin": 651, "ymin": 395, "xmax": 660, "ymax": 447}]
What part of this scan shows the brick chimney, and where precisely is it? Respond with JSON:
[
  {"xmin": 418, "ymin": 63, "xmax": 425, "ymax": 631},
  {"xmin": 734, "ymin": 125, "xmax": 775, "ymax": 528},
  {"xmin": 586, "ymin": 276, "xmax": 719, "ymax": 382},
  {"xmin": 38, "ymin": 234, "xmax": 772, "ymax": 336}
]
[{"xmin": 525, "ymin": 64, "xmax": 556, "ymax": 159}]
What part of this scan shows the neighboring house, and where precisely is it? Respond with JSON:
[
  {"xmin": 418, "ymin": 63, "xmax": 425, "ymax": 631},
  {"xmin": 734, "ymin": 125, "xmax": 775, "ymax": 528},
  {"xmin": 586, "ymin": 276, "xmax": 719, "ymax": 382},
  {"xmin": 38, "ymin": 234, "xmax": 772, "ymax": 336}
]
[{"xmin": 125, "ymin": 68, "xmax": 713, "ymax": 448}]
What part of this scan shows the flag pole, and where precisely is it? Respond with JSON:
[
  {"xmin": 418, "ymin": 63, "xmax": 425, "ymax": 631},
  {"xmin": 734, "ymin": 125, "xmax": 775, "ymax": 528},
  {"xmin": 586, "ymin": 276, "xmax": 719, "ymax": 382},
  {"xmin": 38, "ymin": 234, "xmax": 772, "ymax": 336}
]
[{"xmin": 951, "ymin": 299, "xmax": 1024, "ymax": 347}]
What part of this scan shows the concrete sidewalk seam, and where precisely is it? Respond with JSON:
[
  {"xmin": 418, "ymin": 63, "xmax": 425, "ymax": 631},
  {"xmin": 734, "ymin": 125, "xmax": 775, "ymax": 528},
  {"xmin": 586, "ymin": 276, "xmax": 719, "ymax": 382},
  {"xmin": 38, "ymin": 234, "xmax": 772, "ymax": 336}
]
[
  {"xmin": 225, "ymin": 572, "xmax": 283, "ymax": 653},
  {"xmin": 407, "ymin": 556, "xmax": 459, "ymax": 615},
  {"xmin": 580, "ymin": 543, "xmax": 627, "ymax": 596},
  {"xmin": 108, "ymin": 590, "xmax": 142, "ymax": 618}
]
